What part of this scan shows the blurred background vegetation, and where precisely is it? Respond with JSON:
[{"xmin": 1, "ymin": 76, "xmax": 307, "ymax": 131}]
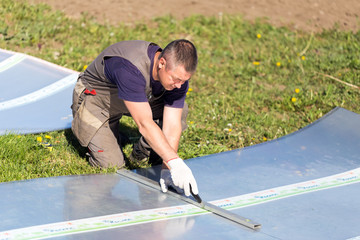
[{"xmin": 0, "ymin": 0, "xmax": 359, "ymax": 182}]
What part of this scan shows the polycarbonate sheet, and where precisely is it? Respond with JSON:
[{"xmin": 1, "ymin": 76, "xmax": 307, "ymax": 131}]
[
  {"xmin": 0, "ymin": 58, "xmax": 70, "ymax": 101},
  {"xmin": 0, "ymin": 174, "xmax": 273, "ymax": 240},
  {"xmin": 0, "ymin": 48, "xmax": 77, "ymax": 135},
  {"xmin": 0, "ymin": 107, "xmax": 359, "ymax": 240},
  {"xmin": 137, "ymin": 107, "xmax": 360, "ymax": 239},
  {"xmin": 0, "ymin": 81, "xmax": 75, "ymax": 134},
  {"xmin": 0, "ymin": 50, "xmax": 12, "ymax": 62}
]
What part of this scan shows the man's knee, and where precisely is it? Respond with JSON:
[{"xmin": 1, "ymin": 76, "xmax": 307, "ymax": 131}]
[
  {"xmin": 87, "ymin": 122, "xmax": 125, "ymax": 168},
  {"xmin": 87, "ymin": 145, "xmax": 125, "ymax": 168}
]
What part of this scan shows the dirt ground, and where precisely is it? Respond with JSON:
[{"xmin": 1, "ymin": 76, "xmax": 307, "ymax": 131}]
[{"xmin": 29, "ymin": 0, "xmax": 360, "ymax": 32}]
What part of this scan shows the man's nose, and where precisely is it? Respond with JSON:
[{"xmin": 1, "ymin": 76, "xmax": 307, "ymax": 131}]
[{"xmin": 175, "ymin": 82, "xmax": 182, "ymax": 89}]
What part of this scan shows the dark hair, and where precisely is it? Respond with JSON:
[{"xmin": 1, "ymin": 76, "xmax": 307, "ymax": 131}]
[{"xmin": 159, "ymin": 39, "xmax": 198, "ymax": 73}]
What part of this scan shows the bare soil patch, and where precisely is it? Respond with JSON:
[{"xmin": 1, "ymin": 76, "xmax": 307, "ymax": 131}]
[{"xmin": 29, "ymin": 0, "xmax": 360, "ymax": 32}]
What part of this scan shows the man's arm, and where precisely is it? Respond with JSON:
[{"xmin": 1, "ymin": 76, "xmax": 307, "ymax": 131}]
[
  {"xmin": 124, "ymin": 100, "xmax": 198, "ymax": 196},
  {"xmin": 162, "ymin": 106, "xmax": 183, "ymax": 153},
  {"xmin": 123, "ymin": 100, "xmax": 179, "ymax": 162}
]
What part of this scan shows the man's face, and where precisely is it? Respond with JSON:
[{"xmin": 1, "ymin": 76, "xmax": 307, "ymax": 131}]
[{"xmin": 158, "ymin": 58, "xmax": 192, "ymax": 91}]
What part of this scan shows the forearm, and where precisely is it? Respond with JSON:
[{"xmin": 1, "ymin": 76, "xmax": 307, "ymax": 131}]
[
  {"xmin": 123, "ymin": 101, "xmax": 183, "ymax": 164},
  {"xmin": 138, "ymin": 120, "xmax": 179, "ymax": 162},
  {"xmin": 162, "ymin": 106, "xmax": 183, "ymax": 153},
  {"xmin": 159, "ymin": 124, "xmax": 181, "ymax": 170},
  {"xmin": 162, "ymin": 124, "xmax": 181, "ymax": 152}
]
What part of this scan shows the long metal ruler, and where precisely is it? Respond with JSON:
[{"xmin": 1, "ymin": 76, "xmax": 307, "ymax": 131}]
[{"xmin": 117, "ymin": 169, "xmax": 261, "ymax": 230}]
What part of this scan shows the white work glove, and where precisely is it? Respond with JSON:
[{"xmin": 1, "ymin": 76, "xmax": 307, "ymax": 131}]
[
  {"xmin": 160, "ymin": 169, "xmax": 184, "ymax": 194},
  {"xmin": 166, "ymin": 158, "xmax": 199, "ymax": 197}
]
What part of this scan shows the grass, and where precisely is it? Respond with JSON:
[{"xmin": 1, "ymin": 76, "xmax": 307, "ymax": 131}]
[{"xmin": 1, "ymin": 0, "xmax": 359, "ymax": 182}]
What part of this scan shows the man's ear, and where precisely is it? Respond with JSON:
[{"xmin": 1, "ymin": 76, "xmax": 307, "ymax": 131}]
[{"xmin": 159, "ymin": 57, "xmax": 166, "ymax": 69}]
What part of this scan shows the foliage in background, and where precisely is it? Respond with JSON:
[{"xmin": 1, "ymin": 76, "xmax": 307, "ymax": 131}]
[{"xmin": 1, "ymin": 0, "xmax": 359, "ymax": 182}]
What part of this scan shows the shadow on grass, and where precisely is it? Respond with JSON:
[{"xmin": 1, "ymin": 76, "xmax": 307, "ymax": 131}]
[{"xmin": 64, "ymin": 129, "xmax": 87, "ymax": 158}]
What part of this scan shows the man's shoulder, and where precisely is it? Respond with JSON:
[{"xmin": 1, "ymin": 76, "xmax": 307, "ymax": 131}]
[{"xmin": 105, "ymin": 57, "xmax": 145, "ymax": 81}]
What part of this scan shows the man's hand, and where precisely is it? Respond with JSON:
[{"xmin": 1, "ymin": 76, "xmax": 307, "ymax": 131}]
[
  {"xmin": 166, "ymin": 158, "xmax": 199, "ymax": 196},
  {"xmin": 160, "ymin": 169, "xmax": 184, "ymax": 194}
]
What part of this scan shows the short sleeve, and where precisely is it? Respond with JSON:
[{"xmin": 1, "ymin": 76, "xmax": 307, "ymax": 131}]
[{"xmin": 104, "ymin": 57, "xmax": 148, "ymax": 102}]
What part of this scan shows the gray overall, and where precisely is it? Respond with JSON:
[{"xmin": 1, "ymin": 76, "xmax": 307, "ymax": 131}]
[{"xmin": 71, "ymin": 40, "xmax": 188, "ymax": 168}]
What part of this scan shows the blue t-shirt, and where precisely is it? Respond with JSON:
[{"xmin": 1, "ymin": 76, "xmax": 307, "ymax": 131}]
[{"xmin": 104, "ymin": 45, "xmax": 188, "ymax": 108}]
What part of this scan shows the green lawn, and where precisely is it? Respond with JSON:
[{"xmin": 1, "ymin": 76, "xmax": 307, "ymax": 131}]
[{"xmin": 1, "ymin": 0, "xmax": 359, "ymax": 182}]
